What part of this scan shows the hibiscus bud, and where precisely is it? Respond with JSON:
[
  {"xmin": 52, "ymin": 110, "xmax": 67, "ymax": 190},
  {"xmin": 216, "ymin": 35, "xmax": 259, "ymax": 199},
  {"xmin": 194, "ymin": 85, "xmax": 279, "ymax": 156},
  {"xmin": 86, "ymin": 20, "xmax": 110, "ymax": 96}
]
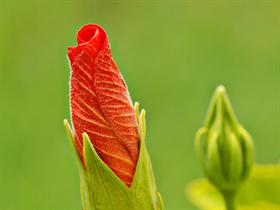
[
  {"xmin": 195, "ymin": 86, "xmax": 254, "ymax": 195},
  {"xmin": 68, "ymin": 24, "xmax": 139, "ymax": 187},
  {"xmin": 64, "ymin": 24, "xmax": 163, "ymax": 210}
]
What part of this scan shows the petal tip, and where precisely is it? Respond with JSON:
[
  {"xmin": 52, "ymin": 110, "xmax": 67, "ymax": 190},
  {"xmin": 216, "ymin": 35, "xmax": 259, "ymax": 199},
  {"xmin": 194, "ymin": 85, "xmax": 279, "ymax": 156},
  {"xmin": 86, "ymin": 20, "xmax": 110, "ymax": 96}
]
[{"xmin": 77, "ymin": 24, "xmax": 106, "ymax": 45}]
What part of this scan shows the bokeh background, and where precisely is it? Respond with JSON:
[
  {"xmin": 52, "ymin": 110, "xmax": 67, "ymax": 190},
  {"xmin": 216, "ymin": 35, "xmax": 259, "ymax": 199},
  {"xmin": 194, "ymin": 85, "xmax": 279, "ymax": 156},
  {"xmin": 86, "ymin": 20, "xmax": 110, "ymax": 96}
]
[{"xmin": 1, "ymin": 0, "xmax": 280, "ymax": 209}]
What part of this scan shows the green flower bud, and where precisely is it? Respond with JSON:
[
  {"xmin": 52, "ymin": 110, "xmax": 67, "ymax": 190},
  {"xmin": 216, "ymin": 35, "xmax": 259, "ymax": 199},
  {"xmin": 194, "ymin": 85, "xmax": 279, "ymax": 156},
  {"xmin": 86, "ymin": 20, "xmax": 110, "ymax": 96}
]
[{"xmin": 195, "ymin": 86, "xmax": 254, "ymax": 194}]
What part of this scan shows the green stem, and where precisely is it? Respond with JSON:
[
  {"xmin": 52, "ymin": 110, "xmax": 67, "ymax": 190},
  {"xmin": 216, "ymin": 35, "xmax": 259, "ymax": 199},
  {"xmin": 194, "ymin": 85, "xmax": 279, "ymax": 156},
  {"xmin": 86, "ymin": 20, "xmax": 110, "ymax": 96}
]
[{"xmin": 223, "ymin": 192, "xmax": 236, "ymax": 210}]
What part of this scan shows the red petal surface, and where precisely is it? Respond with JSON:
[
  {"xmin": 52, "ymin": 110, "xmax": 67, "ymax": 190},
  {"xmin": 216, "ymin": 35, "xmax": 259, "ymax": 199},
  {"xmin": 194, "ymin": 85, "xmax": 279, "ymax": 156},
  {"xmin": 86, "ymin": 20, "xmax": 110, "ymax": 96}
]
[{"xmin": 68, "ymin": 24, "xmax": 139, "ymax": 186}]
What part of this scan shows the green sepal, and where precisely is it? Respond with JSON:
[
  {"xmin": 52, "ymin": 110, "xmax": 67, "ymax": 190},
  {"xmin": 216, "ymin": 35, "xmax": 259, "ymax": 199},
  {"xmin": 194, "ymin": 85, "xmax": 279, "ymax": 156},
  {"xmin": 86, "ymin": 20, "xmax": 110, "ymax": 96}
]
[
  {"xmin": 64, "ymin": 119, "xmax": 85, "ymax": 172},
  {"xmin": 227, "ymin": 130, "xmax": 243, "ymax": 184},
  {"xmin": 64, "ymin": 102, "xmax": 163, "ymax": 210},
  {"xmin": 205, "ymin": 131, "xmax": 225, "ymax": 189}
]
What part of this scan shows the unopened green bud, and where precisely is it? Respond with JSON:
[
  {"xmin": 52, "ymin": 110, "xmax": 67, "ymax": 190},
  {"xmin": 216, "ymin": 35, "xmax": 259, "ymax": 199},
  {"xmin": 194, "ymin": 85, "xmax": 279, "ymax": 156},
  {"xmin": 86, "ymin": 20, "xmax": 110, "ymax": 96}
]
[{"xmin": 195, "ymin": 86, "xmax": 254, "ymax": 194}]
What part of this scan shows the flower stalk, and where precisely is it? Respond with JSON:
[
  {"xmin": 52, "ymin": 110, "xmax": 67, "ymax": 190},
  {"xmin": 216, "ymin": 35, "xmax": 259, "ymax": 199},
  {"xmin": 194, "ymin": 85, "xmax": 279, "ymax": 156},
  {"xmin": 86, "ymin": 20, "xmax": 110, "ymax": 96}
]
[{"xmin": 223, "ymin": 191, "xmax": 236, "ymax": 210}]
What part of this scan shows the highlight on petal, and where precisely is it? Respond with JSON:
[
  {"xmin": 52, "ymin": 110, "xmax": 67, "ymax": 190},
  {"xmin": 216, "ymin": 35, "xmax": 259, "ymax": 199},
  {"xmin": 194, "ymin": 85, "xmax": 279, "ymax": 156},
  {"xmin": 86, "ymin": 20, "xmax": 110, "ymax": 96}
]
[{"xmin": 68, "ymin": 24, "xmax": 140, "ymax": 186}]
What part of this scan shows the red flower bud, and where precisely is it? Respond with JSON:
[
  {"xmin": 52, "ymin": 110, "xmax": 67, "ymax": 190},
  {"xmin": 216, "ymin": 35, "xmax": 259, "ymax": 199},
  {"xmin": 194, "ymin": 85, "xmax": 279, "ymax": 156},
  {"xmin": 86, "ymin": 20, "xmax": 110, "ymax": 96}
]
[{"xmin": 67, "ymin": 24, "xmax": 139, "ymax": 186}]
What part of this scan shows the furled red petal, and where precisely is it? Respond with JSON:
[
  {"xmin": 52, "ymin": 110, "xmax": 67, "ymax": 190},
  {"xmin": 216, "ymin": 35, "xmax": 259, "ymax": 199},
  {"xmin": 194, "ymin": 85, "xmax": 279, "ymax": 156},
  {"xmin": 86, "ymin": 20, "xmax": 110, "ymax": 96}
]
[{"xmin": 68, "ymin": 24, "xmax": 139, "ymax": 186}]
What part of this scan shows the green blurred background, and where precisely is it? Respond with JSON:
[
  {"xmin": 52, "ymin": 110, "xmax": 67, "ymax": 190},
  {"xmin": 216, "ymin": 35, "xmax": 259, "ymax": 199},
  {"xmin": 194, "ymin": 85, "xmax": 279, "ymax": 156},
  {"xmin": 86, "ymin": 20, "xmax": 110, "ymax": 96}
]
[{"xmin": 1, "ymin": 0, "xmax": 280, "ymax": 209}]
